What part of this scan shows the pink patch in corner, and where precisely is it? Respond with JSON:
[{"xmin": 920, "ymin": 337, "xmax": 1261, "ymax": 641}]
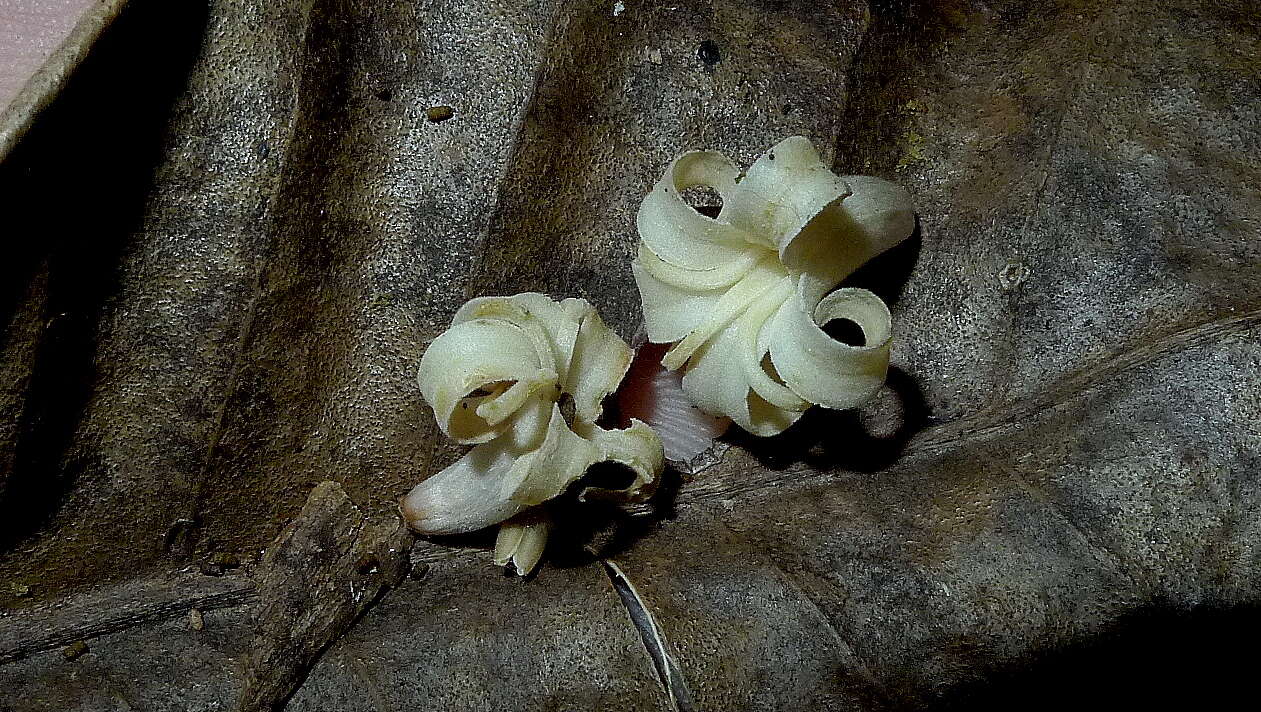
[{"xmin": 0, "ymin": 0, "xmax": 102, "ymax": 112}]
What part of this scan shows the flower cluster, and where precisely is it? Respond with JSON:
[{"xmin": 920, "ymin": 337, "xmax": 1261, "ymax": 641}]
[
  {"xmin": 401, "ymin": 293, "xmax": 662, "ymax": 574},
  {"xmin": 632, "ymin": 136, "xmax": 914, "ymax": 435},
  {"xmin": 404, "ymin": 137, "xmax": 914, "ymax": 574}
]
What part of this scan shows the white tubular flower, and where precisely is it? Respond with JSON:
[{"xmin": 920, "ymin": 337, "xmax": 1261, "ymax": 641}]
[
  {"xmin": 402, "ymin": 293, "xmax": 664, "ymax": 574},
  {"xmin": 632, "ymin": 136, "xmax": 915, "ymax": 437},
  {"xmin": 492, "ymin": 510, "xmax": 550, "ymax": 576}
]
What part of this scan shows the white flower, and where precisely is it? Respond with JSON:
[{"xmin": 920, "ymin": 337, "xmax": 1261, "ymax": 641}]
[
  {"xmin": 402, "ymin": 293, "xmax": 663, "ymax": 574},
  {"xmin": 632, "ymin": 136, "xmax": 915, "ymax": 436}
]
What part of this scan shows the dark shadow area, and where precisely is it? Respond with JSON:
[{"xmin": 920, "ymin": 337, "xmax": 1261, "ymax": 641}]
[
  {"xmin": 418, "ymin": 465, "xmax": 686, "ymax": 574},
  {"xmin": 547, "ymin": 466, "xmax": 686, "ymax": 569},
  {"xmin": 728, "ymin": 364, "xmax": 930, "ymax": 473},
  {"xmin": 822, "ymin": 317, "xmax": 866, "ymax": 346},
  {"xmin": 927, "ymin": 604, "xmax": 1261, "ymax": 712},
  {"xmin": 422, "ymin": 528, "xmax": 499, "ymax": 556},
  {"xmin": 841, "ymin": 219, "xmax": 922, "ymax": 308},
  {"xmin": 0, "ymin": 0, "xmax": 210, "ymax": 551}
]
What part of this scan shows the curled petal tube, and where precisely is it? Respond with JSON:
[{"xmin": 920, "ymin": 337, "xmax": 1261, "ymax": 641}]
[
  {"xmin": 402, "ymin": 293, "xmax": 664, "ymax": 574},
  {"xmin": 632, "ymin": 137, "xmax": 915, "ymax": 436}
]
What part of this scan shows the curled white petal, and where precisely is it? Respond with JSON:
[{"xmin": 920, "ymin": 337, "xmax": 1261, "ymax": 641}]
[
  {"xmin": 403, "ymin": 293, "xmax": 664, "ymax": 574},
  {"xmin": 765, "ymin": 287, "xmax": 892, "ymax": 410},
  {"xmin": 632, "ymin": 137, "xmax": 914, "ymax": 436},
  {"xmin": 400, "ymin": 395, "xmax": 552, "ymax": 535},
  {"xmin": 563, "ymin": 305, "xmax": 634, "ymax": 425},
  {"xmin": 500, "ymin": 401, "xmax": 602, "ymax": 506},
  {"xmin": 574, "ymin": 418, "xmax": 664, "ymax": 503}
]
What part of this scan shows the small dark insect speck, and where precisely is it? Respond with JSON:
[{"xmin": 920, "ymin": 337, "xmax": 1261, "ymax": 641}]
[
  {"xmin": 257, "ymin": 140, "xmax": 269, "ymax": 159},
  {"xmin": 375, "ymin": 89, "xmax": 393, "ymax": 101},
  {"xmin": 426, "ymin": 105, "xmax": 455, "ymax": 123},
  {"xmin": 63, "ymin": 641, "xmax": 89, "ymax": 661},
  {"xmin": 558, "ymin": 392, "xmax": 577, "ymax": 427},
  {"xmin": 698, "ymin": 40, "xmax": 721, "ymax": 68},
  {"xmin": 769, "ymin": 152, "xmax": 775, "ymax": 160},
  {"xmin": 210, "ymin": 551, "xmax": 240, "ymax": 569},
  {"xmin": 356, "ymin": 553, "xmax": 380, "ymax": 575}
]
